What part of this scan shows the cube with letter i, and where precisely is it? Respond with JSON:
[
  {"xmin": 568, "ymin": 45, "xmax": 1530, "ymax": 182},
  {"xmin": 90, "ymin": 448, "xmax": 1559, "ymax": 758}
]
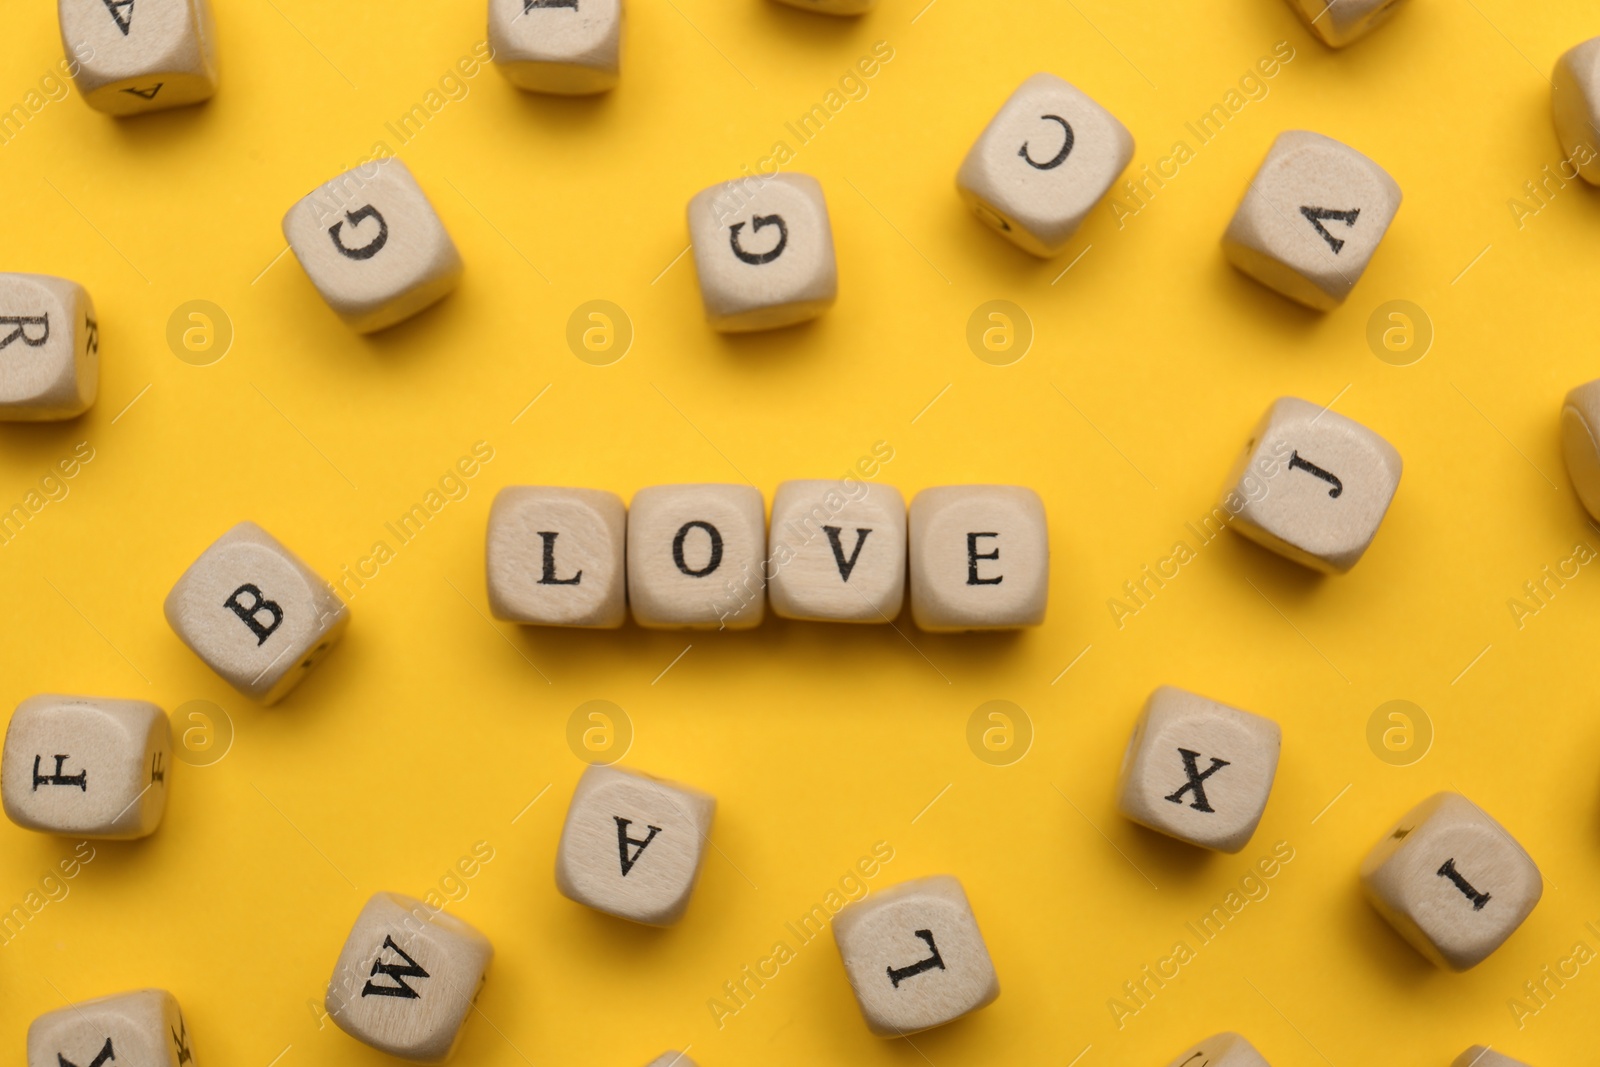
[{"xmin": 908, "ymin": 485, "xmax": 1048, "ymax": 631}]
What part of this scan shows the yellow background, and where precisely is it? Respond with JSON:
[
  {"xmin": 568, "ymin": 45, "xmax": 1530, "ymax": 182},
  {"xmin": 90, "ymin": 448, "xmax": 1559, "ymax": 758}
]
[{"xmin": 1, "ymin": 0, "xmax": 1597, "ymax": 1063}]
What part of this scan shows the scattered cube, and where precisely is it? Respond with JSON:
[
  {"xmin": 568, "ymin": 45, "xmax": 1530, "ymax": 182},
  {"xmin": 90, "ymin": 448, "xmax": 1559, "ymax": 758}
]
[
  {"xmin": 28, "ymin": 988, "xmax": 194, "ymax": 1067},
  {"xmin": 1284, "ymin": 0, "xmax": 1406, "ymax": 48},
  {"xmin": 555, "ymin": 764, "xmax": 716, "ymax": 926},
  {"xmin": 956, "ymin": 72, "xmax": 1134, "ymax": 257},
  {"xmin": 1220, "ymin": 397, "xmax": 1402, "ymax": 573},
  {"xmin": 326, "ymin": 892, "xmax": 493, "ymax": 1063},
  {"xmin": 1453, "ymin": 1049, "xmax": 1531, "ymax": 1067},
  {"xmin": 164, "ymin": 521, "xmax": 349, "ymax": 704},
  {"xmin": 1561, "ymin": 378, "xmax": 1600, "ymax": 519},
  {"xmin": 908, "ymin": 485, "xmax": 1048, "ymax": 631},
  {"xmin": 58, "ymin": 0, "xmax": 218, "ymax": 116},
  {"xmin": 283, "ymin": 159, "xmax": 463, "ymax": 333},
  {"xmin": 832, "ymin": 874, "xmax": 999, "ymax": 1036},
  {"xmin": 1115, "ymin": 687, "xmax": 1281, "ymax": 854},
  {"xmin": 644, "ymin": 1055, "xmax": 698, "ymax": 1067},
  {"xmin": 1554, "ymin": 38, "xmax": 1600, "ymax": 184},
  {"xmin": 1163, "ymin": 1033, "xmax": 1271, "ymax": 1067},
  {"xmin": 770, "ymin": 0, "xmax": 876, "ymax": 14},
  {"xmin": 2, "ymin": 695, "xmax": 171, "ymax": 840},
  {"xmin": 627, "ymin": 484, "xmax": 766, "ymax": 629},
  {"xmin": 0, "ymin": 273, "xmax": 98, "ymax": 420},
  {"xmin": 768, "ymin": 480, "xmax": 905, "ymax": 623},
  {"xmin": 486, "ymin": 486, "xmax": 627, "ymax": 628},
  {"xmin": 489, "ymin": 0, "xmax": 623, "ymax": 94},
  {"xmin": 1222, "ymin": 130, "xmax": 1401, "ymax": 309},
  {"xmin": 687, "ymin": 173, "xmax": 837, "ymax": 332},
  {"xmin": 1360, "ymin": 792, "xmax": 1542, "ymax": 971}
]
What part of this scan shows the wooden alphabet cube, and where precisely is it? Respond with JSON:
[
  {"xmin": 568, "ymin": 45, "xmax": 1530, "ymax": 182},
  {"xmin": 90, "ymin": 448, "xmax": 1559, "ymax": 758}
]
[
  {"xmin": 1164, "ymin": 1033, "xmax": 1270, "ymax": 1067},
  {"xmin": 1222, "ymin": 131, "xmax": 1400, "ymax": 310},
  {"xmin": 908, "ymin": 485, "xmax": 1047, "ymax": 631},
  {"xmin": 1284, "ymin": 0, "xmax": 1406, "ymax": 48},
  {"xmin": 2, "ymin": 695, "xmax": 171, "ymax": 840},
  {"xmin": 164, "ymin": 521, "xmax": 348, "ymax": 704},
  {"xmin": 956, "ymin": 73, "xmax": 1134, "ymax": 257},
  {"xmin": 489, "ymin": 0, "xmax": 623, "ymax": 94},
  {"xmin": 486, "ymin": 486, "xmax": 627, "ymax": 628},
  {"xmin": 58, "ymin": 0, "xmax": 218, "ymax": 116},
  {"xmin": 283, "ymin": 159, "xmax": 463, "ymax": 333},
  {"xmin": 1360, "ymin": 792, "xmax": 1542, "ymax": 971},
  {"xmin": 0, "ymin": 273, "xmax": 98, "ymax": 420},
  {"xmin": 771, "ymin": 0, "xmax": 876, "ymax": 14},
  {"xmin": 1554, "ymin": 38, "xmax": 1600, "ymax": 184},
  {"xmin": 1220, "ymin": 397, "xmax": 1401, "ymax": 574},
  {"xmin": 327, "ymin": 892, "xmax": 492, "ymax": 1063},
  {"xmin": 1452, "ymin": 1050, "xmax": 1531, "ymax": 1067},
  {"xmin": 1561, "ymin": 378, "xmax": 1600, "ymax": 519},
  {"xmin": 555, "ymin": 764, "xmax": 716, "ymax": 926},
  {"xmin": 768, "ymin": 480, "xmax": 905, "ymax": 623},
  {"xmin": 28, "ymin": 988, "xmax": 195, "ymax": 1067},
  {"xmin": 687, "ymin": 173, "xmax": 837, "ymax": 332},
  {"xmin": 832, "ymin": 874, "xmax": 999, "ymax": 1036},
  {"xmin": 1115, "ymin": 687, "xmax": 1281, "ymax": 854},
  {"xmin": 627, "ymin": 484, "xmax": 766, "ymax": 629},
  {"xmin": 644, "ymin": 1055, "xmax": 698, "ymax": 1067}
]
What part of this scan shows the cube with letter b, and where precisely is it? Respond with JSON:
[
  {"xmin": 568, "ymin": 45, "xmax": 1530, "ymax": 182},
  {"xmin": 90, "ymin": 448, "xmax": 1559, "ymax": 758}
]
[
  {"xmin": 164, "ymin": 521, "xmax": 348, "ymax": 704},
  {"xmin": 908, "ymin": 485, "xmax": 1047, "ymax": 631}
]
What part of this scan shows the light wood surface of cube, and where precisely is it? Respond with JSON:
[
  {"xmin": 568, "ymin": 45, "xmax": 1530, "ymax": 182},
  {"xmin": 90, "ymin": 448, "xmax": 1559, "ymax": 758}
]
[
  {"xmin": 1285, "ymin": 0, "xmax": 1406, "ymax": 48},
  {"xmin": 687, "ymin": 173, "xmax": 837, "ymax": 332},
  {"xmin": 770, "ymin": 0, "xmax": 876, "ymax": 14},
  {"xmin": 1553, "ymin": 38, "xmax": 1600, "ymax": 184},
  {"xmin": 627, "ymin": 484, "xmax": 766, "ymax": 629},
  {"xmin": 1115, "ymin": 686, "xmax": 1281, "ymax": 854},
  {"xmin": 768, "ymin": 479, "xmax": 905, "ymax": 623},
  {"xmin": 1360, "ymin": 792, "xmax": 1542, "ymax": 971},
  {"xmin": 0, "ymin": 273, "xmax": 98, "ymax": 420},
  {"xmin": 1559, "ymin": 378, "xmax": 1600, "ymax": 520},
  {"xmin": 326, "ymin": 892, "xmax": 493, "ymax": 1063},
  {"xmin": 2, "ymin": 695, "xmax": 171, "ymax": 840},
  {"xmin": 489, "ymin": 0, "xmax": 623, "ymax": 94},
  {"xmin": 1452, "ymin": 1048, "xmax": 1531, "ymax": 1067},
  {"xmin": 644, "ymin": 1054, "xmax": 698, "ymax": 1067},
  {"xmin": 486, "ymin": 486, "xmax": 627, "ymax": 628},
  {"xmin": 28, "ymin": 988, "xmax": 194, "ymax": 1067},
  {"xmin": 908, "ymin": 485, "xmax": 1047, "ymax": 631},
  {"xmin": 1163, "ymin": 1032, "xmax": 1271, "ymax": 1067},
  {"xmin": 283, "ymin": 158, "xmax": 463, "ymax": 333},
  {"xmin": 956, "ymin": 72, "xmax": 1134, "ymax": 257},
  {"xmin": 58, "ymin": 0, "xmax": 218, "ymax": 115},
  {"xmin": 833, "ymin": 874, "xmax": 998, "ymax": 1036},
  {"xmin": 164, "ymin": 521, "xmax": 348, "ymax": 704},
  {"xmin": 1220, "ymin": 397, "xmax": 1401, "ymax": 574},
  {"xmin": 555, "ymin": 763, "xmax": 716, "ymax": 926},
  {"xmin": 1222, "ymin": 130, "xmax": 1400, "ymax": 309}
]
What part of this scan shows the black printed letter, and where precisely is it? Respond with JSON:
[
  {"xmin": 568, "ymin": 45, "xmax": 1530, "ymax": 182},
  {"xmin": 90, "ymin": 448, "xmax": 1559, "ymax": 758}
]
[
  {"xmin": 362, "ymin": 936, "xmax": 430, "ymax": 999},
  {"xmin": 615, "ymin": 816, "xmax": 663, "ymax": 876},
  {"xmin": 537, "ymin": 531, "xmax": 582, "ymax": 585},
  {"xmin": 225, "ymin": 584, "xmax": 283, "ymax": 645},
  {"xmin": 1163, "ymin": 748, "xmax": 1230, "ymax": 813},
  {"xmin": 823, "ymin": 526, "xmax": 872, "ymax": 582},
  {"xmin": 967, "ymin": 532, "xmax": 1002, "ymax": 585},
  {"xmin": 886, "ymin": 929, "xmax": 946, "ymax": 987},
  {"xmin": 673, "ymin": 521, "xmax": 723, "ymax": 577}
]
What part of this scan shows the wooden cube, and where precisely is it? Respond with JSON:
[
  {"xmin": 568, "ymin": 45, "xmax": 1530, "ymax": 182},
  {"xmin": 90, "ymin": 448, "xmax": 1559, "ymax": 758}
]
[
  {"xmin": 1554, "ymin": 38, "xmax": 1600, "ymax": 184},
  {"xmin": 1360, "ymin": 792, "xmax": 1542, "ymax": 971},
  {"xmin": 28, "ymin": 988, "xmax": 194, "ymax": 1067},
  {"xmin": 1115, "ymin": 687, "xmax": 1281, "ymax": 854},
  {"xmin": 768, "ymin": 479, "xmax": 905, "ymax": 623},
  {"xmin": 687, "ymin": 173, "xmax": 837, "ymax": 332},
  {"xmin": 956, "ymin": 72, "xmax": 1134, "ymax": 257},
  {"xmin": 164, "ymin": 521, "xmax": 348, "ymax": 704},
  {"xmin": 2, "ymin": 695, "xmax": 171, "ymax": 840},
  {"xmin": 555, "ymin": 764, "xmax": 716, "ymax": 926},
  {"xmin": 1164, "ymin": 1033, "xmax": 1270, "ymax": 1067},
  {"xmin": 0, "ymin": 273, "xmax": 98, "ymax": 420},
  {"xmin": 1222, "ymin": 131, "xmax": 1400, "ymax": 310},
  {"xmin": 486, "ymin": 486, "xmax": 627, "ymax": 628},
  {"xmin": 283, "ymin": 159, "xmax": 463, "ymax": 333},
  {"xmin": 644, "ymin": 1055, "xmax": 698, "ymax": 1067},
  {"xmin": 489, "ymin": 0, "xmax": 623, "ymax": 94},
  {"xmin": 1220, "ymin": 397, "xmax": 1401, "ymax": 574},
  {"xmin": 627, "ymin": 484, "xmax": 766, "ymax": 629},
  {"xmin": 58, "ymin": 0, "xmax": 218, "ymax": 116},
  {"xmin": 1452, "ymin": 1049, "xmax": 1530, "ymax": 1067},
  {"xmin": 770, "ymin": 0, "xmax": 876, "ymax": 14},
  {"xmin": 1561, "ymin": 378, "xmax": 1600, "ymax": 519},
  {"xmin": 1284, "ymin": 0, "xmax": 1406, "ymax": 48},
  {"xmin": 832, "ymin": 874, "xmax": 999, "ymax": 1036},
  {"xmin": 908, "ymin": 485, "xmax": 1047, "ymax": 631},
  {"xmin": 326, "ymin": 892, "xmax": 493, "ymax": 1063}
]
